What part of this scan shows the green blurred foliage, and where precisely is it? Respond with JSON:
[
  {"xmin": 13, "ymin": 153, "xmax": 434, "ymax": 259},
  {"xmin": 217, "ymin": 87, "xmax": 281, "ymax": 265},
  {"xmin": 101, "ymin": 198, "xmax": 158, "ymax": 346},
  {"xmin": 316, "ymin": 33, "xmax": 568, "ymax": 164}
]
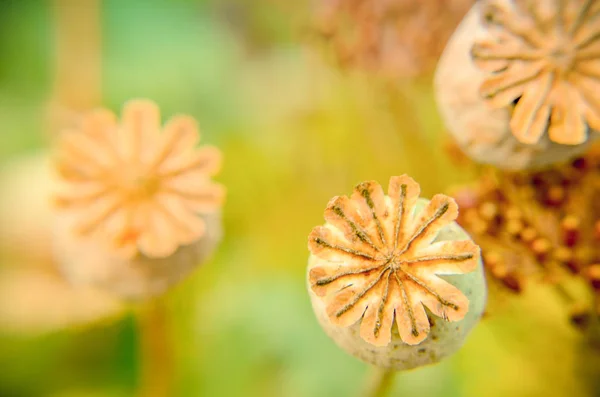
[{"xmin": 0, "ymin": 1, "xmax": 598, "ymax": 396}]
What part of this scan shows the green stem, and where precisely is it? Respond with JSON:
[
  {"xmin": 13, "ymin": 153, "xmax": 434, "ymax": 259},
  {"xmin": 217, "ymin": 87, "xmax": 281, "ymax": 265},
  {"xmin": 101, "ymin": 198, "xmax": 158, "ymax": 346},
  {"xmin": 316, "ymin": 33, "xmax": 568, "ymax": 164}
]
[
  {"xmin": 588, "ymin": 293, "xmax": 600, "ymax": 351},
  {"xmin": 135, "ymin": 299, "xmax": 174, "ymax": 397},
  {"xmin": 363, "ymin": 367, "xmax": 396, "ymax": 397},
  {"xmin": 553, "ymin": 283, "xmax": 575, "ymax": 304},
  {"xmin": 50, "ymin": 0, "xmax": 102, "ymax": 135}
]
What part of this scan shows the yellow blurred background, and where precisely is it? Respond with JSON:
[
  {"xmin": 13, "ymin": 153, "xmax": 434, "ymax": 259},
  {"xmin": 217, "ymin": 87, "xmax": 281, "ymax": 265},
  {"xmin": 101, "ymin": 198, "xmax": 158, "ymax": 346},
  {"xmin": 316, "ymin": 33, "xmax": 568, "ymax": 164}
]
[{"xmin": 0, "ymin": 1, "xmax": 598, "ymax": 396}]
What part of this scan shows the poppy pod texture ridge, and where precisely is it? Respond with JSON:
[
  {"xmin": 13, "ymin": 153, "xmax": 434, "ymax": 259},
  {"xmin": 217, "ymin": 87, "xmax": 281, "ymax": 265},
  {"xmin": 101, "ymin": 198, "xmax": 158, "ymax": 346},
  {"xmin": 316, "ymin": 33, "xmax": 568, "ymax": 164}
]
[
  {"xmin": 307, "ymin": 175, "xmax": 486, "ymax": 370},
  {"xmin": 52, "ymin": 99, "xmax": 225, "ymax": 299},
  {"xmin": 435, "ymin": 1, "xmax": 598, "ymax": 170}
]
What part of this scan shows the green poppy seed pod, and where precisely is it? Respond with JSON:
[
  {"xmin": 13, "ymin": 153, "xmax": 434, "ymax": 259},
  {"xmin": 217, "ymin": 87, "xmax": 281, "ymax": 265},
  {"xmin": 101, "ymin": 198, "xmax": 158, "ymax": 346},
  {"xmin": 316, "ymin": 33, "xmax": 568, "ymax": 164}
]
[
  {"xmin": 51, "ymin": 100, "xmax": 225, "ymax": 300},
  {"xmin": 435, "ymin": 1, "xmax": 599, "ymax": 170},
  {"xmin": 307, "ymin": 176, "xmax": 486, "ymax": 370}
]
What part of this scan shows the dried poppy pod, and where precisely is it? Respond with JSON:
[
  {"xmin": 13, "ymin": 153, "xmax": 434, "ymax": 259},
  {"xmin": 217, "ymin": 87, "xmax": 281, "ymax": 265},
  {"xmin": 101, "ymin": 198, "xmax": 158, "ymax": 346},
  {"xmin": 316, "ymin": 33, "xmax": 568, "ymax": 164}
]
[
  {"xmin": 451, "ymin": 146, "xmax": 600, "ymax": 306},
  {"xmin": 435, "ymin": 0, "xmax": 599, "ymax": 170},
  {"xmin": 52, "ymin": 100, "xmax": 225, "ymax": 300},
  {"xmin": 313, "ymin": 0, "xmax": 472, "ymax": 79},
  {"xmin": 307, "ymin": 175, "xmax": 486, "ymax": 370}
]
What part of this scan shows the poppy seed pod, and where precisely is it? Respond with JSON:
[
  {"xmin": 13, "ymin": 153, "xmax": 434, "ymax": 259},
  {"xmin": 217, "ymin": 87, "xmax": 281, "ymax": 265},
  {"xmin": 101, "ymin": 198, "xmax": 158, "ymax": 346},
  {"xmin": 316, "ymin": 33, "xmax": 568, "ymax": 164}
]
[
  {"xmin": 435, "ymin": 1, "xmax": 599, "ymax": 170},
  {"xmin": 307, "ymin": 175, "xmax": 486, "ymax": 370},
  {"xmin": 312, "ymin": 0, "xmax": 472, "ymax": 79},
  {"xmin": 53, "ymin": 211, "xmax": 222, "ymax": 299},
  {"xmin": 52, "ymin": 99, "xmax": 225, "ymax": 300}
]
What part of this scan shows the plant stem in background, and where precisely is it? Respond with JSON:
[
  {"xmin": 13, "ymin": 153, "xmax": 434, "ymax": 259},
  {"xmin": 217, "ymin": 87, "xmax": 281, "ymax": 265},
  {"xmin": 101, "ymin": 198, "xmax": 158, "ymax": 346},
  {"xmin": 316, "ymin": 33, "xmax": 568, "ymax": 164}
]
[
  {"xmin": 136, "ymin": 299, "xmax": 174, "ymax": 397},
  {"xmin": 363, "ymin": 368, "xmax": 396, "ymax": 397},
  {"xmin": 50, "ymin": 0, "xmax": 102, "ymax": 135},
  {"xmin": 589, "ymin": 293, "xmax": 600, "ymax": 351}
]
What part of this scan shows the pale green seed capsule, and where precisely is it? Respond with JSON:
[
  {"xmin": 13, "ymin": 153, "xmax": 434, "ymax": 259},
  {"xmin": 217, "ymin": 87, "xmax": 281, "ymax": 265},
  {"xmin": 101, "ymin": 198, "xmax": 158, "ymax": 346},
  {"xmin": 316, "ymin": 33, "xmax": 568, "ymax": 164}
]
[{"xmin": 307, "ymin": 178, "xmax": 486, "ymax": 370}]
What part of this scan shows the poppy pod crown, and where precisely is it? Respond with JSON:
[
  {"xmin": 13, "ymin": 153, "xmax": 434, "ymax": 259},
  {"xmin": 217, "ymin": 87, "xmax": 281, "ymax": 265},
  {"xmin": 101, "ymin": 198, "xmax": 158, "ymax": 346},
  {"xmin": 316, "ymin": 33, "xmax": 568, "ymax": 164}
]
[
  {"xmin": 435, "ymin": 0, "xmax": 599, "ymax": 170},
  {"xmin": 307, "ymin": 175, "xmax": 486, "ymax": 370}
]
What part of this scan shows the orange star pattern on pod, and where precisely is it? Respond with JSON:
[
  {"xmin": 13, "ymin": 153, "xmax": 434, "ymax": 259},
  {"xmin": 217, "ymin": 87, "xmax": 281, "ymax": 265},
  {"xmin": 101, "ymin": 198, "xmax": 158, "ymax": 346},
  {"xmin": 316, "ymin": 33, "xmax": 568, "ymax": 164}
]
[
  {"xmin": 473, "ymin": 0, "xmax": 600, "ymax": 145},
  {"xmin": 54, "ymin": 99, "xmax": 225, "ymax": 259},
  {"xmin": 308, "ymin": 175, "xmax": 480, "ymax": 346}
]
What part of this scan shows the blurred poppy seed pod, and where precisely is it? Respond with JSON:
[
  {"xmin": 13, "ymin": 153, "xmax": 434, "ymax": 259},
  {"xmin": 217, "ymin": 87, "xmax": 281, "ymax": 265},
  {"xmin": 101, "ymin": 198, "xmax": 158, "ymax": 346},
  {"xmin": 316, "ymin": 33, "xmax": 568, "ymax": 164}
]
[
  {"xmin": 312, "ymin": 0, "xmax": 472, "ymax": 79},
  {"xmin": 307, "ymin": 175, "xmax": 486, "ymax": 370},
  {"xmin": 53, "ymin": 211, "xmax": 222, "ymax": 299},
  {"xmin": 52, "ymin": 100, "xmax": 225, "ymax": 300},
  {"xmin": 435, "ymin": 1, "xmax": 599, "ymax": 170},
  {"xmin": 0, "ymin": 152, "xmax": 55, "ymax": 262}
]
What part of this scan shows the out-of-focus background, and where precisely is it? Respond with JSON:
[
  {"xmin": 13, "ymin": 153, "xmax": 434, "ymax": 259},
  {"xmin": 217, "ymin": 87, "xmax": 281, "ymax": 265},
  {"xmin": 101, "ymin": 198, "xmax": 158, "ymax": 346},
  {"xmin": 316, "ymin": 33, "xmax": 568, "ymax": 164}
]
[{"xmin": 0, "ymin": 1, "xmax": 598, "ymax": 396}]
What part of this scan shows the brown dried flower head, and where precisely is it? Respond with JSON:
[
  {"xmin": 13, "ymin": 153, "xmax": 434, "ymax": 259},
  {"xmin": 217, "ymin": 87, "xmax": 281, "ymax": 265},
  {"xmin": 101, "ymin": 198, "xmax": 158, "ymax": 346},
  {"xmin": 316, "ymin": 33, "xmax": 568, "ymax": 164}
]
[
  {"xmin": 313, "ymin": 0, "xmax": 472, "ymax": 78},
  {"xmin": 473, "ymin": 0, "xmax": 600, "ymax": 145},
  {"xmin": 308, "ymin": 175, "xmax": 481, "ymax": 347},
  {"xmin": 54, "ymin": 99, "xmax": 225, "ymax": 259},
  {"xmin": 451, "ymin": 144, "xmax": 600, "ymax": 329}
]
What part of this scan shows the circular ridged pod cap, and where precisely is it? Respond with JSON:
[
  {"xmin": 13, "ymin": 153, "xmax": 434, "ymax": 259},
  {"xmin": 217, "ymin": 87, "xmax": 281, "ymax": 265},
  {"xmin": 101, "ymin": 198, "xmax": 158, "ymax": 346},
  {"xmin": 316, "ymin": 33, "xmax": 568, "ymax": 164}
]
[
  {"xmin": 307, "ymin": 176, "xmax": 486, "ymax": 370},
  {"xmin": 435, "ymin": 1, "xmax": 599, "ymax": 170},
  {"xmin": 51, "ymin": 99, "xmax": 225, "ymax": 300},
  {"xmin": 53, "ymin": 211, "xmax": 222, "ymax": 300}
]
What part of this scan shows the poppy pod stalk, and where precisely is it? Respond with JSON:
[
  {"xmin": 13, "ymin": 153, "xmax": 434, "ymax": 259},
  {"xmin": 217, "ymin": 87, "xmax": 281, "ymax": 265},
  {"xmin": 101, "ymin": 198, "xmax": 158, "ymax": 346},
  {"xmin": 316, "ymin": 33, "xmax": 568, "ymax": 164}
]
[
  {"xmin": 307, "ymin": 175, "xmax": 486, "ymax": 370},
  {"xmin": 52, "ymin": 99, "xmax": 225, "ymax": 300},
  {"xmin": 435, "ymin": 0, "xmax": 600, "ymax": 170}
]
